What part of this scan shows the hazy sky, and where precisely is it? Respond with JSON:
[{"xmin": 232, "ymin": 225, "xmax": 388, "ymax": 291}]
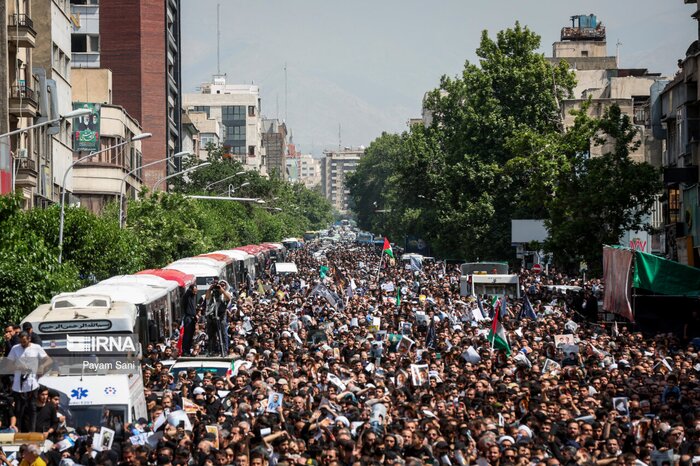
[{"xmin": 181, "ymin": 1, "xmax": 696, "ymax": 155}]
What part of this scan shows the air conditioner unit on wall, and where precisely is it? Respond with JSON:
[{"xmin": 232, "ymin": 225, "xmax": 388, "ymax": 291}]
[{"xmin": 16, "ymin": 148, "xmax": 28, "ymax": 159}]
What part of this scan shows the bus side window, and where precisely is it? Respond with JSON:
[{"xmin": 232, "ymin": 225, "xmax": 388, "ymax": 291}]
[{"xmin": 148, "ymin": 319, "xmax": 158, "ymax": 344}]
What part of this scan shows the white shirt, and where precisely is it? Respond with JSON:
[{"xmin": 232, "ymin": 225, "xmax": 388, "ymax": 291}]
[{"xmin": 7, "ymin": 342, "xmax": 48, "ymax": 392}]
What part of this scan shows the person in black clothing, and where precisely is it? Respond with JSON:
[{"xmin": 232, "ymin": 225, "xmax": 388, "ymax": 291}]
[
  {"xmin": 205, "ymin": 280, "xmax": 231, "ymax": 356},
  {"xmin": 181, "ymin": 285, "xmax": 198, "ymax": 356},
  {"xmin": 34, "ymin": 387, "xmax": 59, "ymax": 435},
  {"xmin": 21, "ymin": 322, "xmax": 41, "ymax": 345},
  {"xmin": 3, "ymin": 324, "xmax": 20, "ymax": 357}
]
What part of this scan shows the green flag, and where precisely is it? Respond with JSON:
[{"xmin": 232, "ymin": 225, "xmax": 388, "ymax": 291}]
[
  {"xmin": 396, "ymin": 286, "xmax": 401, "ymax": 307},
  {"xmin": 319, "ymin": 265, "xmax": 329, "ymax": 279}
]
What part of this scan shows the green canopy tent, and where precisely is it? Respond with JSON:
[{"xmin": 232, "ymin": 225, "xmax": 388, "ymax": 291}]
[
  {"xmin": 604, "ymin": 246, "xmax": 700, "ymax": 333},
  {"xmin": 633, "ymin": 251, "xmax": 700, "ymax": 297}
]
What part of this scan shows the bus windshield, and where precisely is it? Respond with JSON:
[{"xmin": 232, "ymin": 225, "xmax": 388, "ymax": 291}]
[{"xmin": 69, "ymin": 405, "xmax": 128, "ymax": 428}]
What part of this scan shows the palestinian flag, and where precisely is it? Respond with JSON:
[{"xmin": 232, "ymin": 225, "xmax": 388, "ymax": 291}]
[
  {"xmin": 488, "ymin": 305, "xmax": 511, "ymax": 355},
  {"xmin": 382, "ymin": 238, "xmax": 394, "ymax": 258},
  {"xmin": 396, "ymin": 286, "xmax": 401, "ymax": 307},
  {"xmin": 490, "ymin": 296, "xmax": 500, "ymax": 319}
]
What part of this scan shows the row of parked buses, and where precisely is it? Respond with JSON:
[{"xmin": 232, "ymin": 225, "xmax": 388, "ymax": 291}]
[{"xmin": 19, "ymin": 238, "xmax": 301, "ymax": 426}]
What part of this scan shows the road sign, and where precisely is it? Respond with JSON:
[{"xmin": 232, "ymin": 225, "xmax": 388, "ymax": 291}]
[{"xmin": 531, "ymin": 263, "xmax": 543, "ymax": 274}]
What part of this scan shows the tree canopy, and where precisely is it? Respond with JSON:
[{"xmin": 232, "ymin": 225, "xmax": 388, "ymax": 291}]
[
  {"xmin": 348, "ymin": 23, "xmax": 661, "ymax": 271},
  {"xmin": 0, "ymin": 145, "xmax": 334, "ymax": 323}
]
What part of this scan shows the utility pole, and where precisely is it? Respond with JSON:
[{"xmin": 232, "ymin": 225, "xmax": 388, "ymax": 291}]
[
  {"xmin": 616, "ymin": 39, "xmax": 622, "ymax": 68},
  {"xmin": 216, "ymin": 3, "xmax": 221, "ymax": 75},
  {"xmin": 284, "ymin": 62, "xmax": 288, "ymax": 123}
]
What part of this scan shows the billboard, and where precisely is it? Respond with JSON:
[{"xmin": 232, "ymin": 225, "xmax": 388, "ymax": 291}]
[
  {"xmin": 73, "ymin": 102, "xmax": 100, "ymax": 152},
  {"xmin": 511, "ymin": 220, "xmax": 548, "ymax": 244}
]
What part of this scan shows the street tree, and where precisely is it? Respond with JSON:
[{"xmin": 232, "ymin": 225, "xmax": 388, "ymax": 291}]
[{"xmin": 543, "ymin": 104, "xmax": 662, "ymax": 272}]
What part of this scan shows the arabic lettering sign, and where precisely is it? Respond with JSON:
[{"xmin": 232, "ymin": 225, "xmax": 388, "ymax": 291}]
[
  {"xmin": 38, "ymin": 320, "xmax": 112, "ymax": 333},
  {"xmin": 73, "ymin": 102, "xmax": 100, "ymax": 152}
]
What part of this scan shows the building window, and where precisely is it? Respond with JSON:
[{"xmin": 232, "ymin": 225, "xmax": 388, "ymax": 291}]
[
  {"xmin": 225, "ymin": 125, "xmax": 245, "ymax": 142},
  {"xmin": 71, "ymin": 34, "xmax": 99, "ymax": 53},
  {"xmin": 248, "ymin": 106, "xmax": 256, "ymax": 117},
  {"xmin": 668, "ymin": 187, "xmax": 680, "ymax": 224},
  {"xmin": 192, "ymin": 106, "xmax": 210, "ymax": 118},
  {"xmin": 248, "ymin": 145, "xmax": 255, "ymax": 156},
  {"xmin": 222, "ymin": 106, "xmax": 246, "ymax": 121}
]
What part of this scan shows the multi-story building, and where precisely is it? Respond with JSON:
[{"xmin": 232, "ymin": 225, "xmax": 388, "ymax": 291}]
[
  {"xmin": 1, "ymin": 0, "xmax": 39, "ymax": 203},
  {"xmin": 183, "ymin": 75, "xmax": 264, "ymax": 173},
  {"xmin": 261, "ymin": 118, "xmax": 287, "ymax": 179},
  {"xmin": 654, "ymin": 0, "xmax": 700, "ymax": 265},
  {"xmin": 180, "ymin": 111, "xmax": 199, "ymax": 163},
  {"xmin": 70, "ymin": 0, "xmax": 183, "ymax": 188},
  {"xmin": 298, "ymin": 153, "xmax": 321, "ymax": 189},
  {"xmin": 186, "ymin": 110, "xmax": 219, "ymax": 161},
  {"xmin": 70, "ymin": 68, "xmax": 144, "ymax": 214},
  {"xmin": 33, "ymin": 0, "xmax": 75, "ymax": 205},
  {"xmin": 68, "ymin": 0, "xmax": 99, "ymax": 68},
  {"xmin": 1, "ymin": 0, "xmax": 67, "ymax": 208},
  {"xmin": 321, "ymin": 148, "xmax": 364, "ymax": 213},
  {"xmin": 548, "ymin": 14, "xmax": 667, "ymax": 255}
]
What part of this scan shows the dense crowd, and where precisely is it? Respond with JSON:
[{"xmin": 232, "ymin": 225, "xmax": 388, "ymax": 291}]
[{"xmin": 1, "ymin": 240, "xmax": 698, "ymax": 466}]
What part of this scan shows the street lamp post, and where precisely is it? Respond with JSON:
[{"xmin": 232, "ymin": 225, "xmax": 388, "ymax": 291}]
[
  {"xmin": 0, "ymin": 108, "xmax": 92, "ymax": 140},
  {"xmin": 152, "ymin": 162, "xmax": 211, "ymax": 191},
  {"xmin": 205, "ymin": 171, "xmax": 245, "ymax": 191},
  {"xmin": 223, "ymin": 181, "xmax": 249, "ymax": 197},
  {"xmin": 58, "ymin": 132, "xmax": 152, "ymax": 263},
  {"xmin": 118, "ymin": 151, "xmax": 191, "ymax": 228},
  {"xmin": 185, "ymin": 195, "xmax": 263, "ymax": 203},
  {"xmin": 1, "ymin": 108, "xmax": 93, "ymax": 192}
]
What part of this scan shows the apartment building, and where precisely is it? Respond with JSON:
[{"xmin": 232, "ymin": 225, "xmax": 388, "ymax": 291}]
[
  {"xmin": 262, "ymin": 118, "xmax": 287, "ymax": 179},
  {"xmin": 33, "ymin": 0, "xmax": 75, "ymax": 205},
  {"xmin": 321, "ymin": 148, "xmax": 364, "ymax": 214},
  {"xmin": 183, "ymin": 75, "xmax": 265, "ymax": 173},
  {"xmin": 547, "ymin": 14, "xmax": 667, "ymax": 255},
  {"xmin": 653, "ymin": 0, "xmax": 700, "ymax": 265},
  {"xmin": 69, "ymin": 68, "xmax": 144, "ymax": 214},
  {"xmin": 71, "ymin": 0, "xmax": 183, "ymax": 188}
]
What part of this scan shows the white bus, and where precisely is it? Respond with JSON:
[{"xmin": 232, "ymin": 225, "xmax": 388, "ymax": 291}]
[
  {"xmin": 165, "ymin": 261, "xmax": 225, "ymax": 301},
  {"xmin": 76, "ymin": 283, "xmax": 172, "ymax": 347}
]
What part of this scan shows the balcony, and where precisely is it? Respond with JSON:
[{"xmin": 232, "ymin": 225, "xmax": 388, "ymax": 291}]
[
  {"xmin": 7, "ymin": 14, "xmax": 36, "ymax": 49},
  {"xmin": 14, "ymin": 157, "xmax": 38, "ymax": 189},
  {"xmin": 9, "ymin": 84, "xmax": 39, "ymax": 117}
]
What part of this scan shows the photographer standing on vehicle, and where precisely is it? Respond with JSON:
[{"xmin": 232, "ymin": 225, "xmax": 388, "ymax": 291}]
[
  {"xmin": 181, "ymin": 284, "xmax": 198, "ymax": 356},
  {"xmin": 205, "ymin": 280, "xmax": 231, "ymax": 356}
]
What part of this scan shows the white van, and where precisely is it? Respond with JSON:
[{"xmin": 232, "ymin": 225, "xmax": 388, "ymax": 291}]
[
  {"xmin": 460, "ymin": 274, "xmax": 521, "ymax": 298},
  {"xmin": 39, "ymin": 373, "xmax": 147, "ymax": 426}
]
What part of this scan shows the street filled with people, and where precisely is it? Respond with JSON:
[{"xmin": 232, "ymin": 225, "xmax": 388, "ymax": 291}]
[{"xmin": 1, "ymin": 237, "xmax": 698, "ymax": 466}]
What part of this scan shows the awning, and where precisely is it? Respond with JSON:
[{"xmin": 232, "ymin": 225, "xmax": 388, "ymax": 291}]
[{"xmin": 633, "ymin": 251, "xmax": 700, "ymax": 297}]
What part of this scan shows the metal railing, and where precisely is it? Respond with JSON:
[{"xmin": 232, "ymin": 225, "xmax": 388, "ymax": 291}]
[
  {"xmin": 17, "ymin": 157, "xmax": 37, "ymax": 172},
  {"xmin": 8, "ymin": 13, "xmax": 34, "ymax": 30},
  {"xmin": 10, "ymin": 84, "xmax": 36, "ymax": 102}
]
